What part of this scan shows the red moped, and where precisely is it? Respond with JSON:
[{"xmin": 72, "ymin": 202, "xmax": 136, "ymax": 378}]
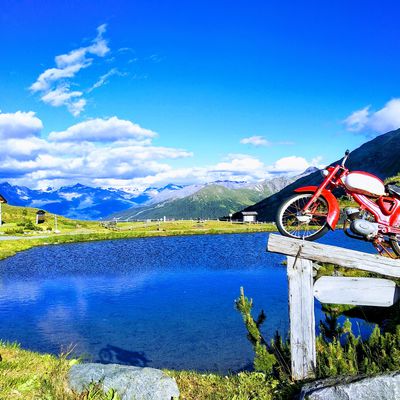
[{"xmin": 276, "ymin": 150, "xmax": 400, "ymax": 257}]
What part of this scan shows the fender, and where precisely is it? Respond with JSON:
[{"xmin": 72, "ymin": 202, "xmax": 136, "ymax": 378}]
[{"xmin": 294, "ymin": 186, "xmax": 340, "ymax": 230}]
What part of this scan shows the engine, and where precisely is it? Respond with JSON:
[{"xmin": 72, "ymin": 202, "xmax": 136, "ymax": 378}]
[{"xmin": 345, "ymin": 207, "xmax": 379, "ymax": 240}]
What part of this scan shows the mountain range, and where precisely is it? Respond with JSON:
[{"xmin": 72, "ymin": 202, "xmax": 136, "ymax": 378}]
[
  {"xmin": 0, "ymin": 169, "xmax": 315, "ymax": 220},
  {"xmin": 233, "ymin": 128, "xmax": 400, "ymax": 221},
  {"xmin": 108, "ymin": 169, "xmax": 317, "ymax": 221}
]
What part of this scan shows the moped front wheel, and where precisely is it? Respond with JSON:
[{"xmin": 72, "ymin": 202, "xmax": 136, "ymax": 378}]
[{"xmin": 276, "ymin": 193, "xmax": 330, "ymax": 241}]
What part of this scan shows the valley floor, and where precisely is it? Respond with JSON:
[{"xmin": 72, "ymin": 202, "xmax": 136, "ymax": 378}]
[{"xmin": 0, "ymin": 219, "xmax": 277, "ymax": 261}]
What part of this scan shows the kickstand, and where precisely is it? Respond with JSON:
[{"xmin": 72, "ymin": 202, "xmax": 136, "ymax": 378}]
[{"xmin": 373, "ymin": 239, "xmax": 397, "ymax": 259}]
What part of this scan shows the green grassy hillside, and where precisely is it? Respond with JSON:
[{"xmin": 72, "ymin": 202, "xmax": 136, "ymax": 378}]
[
  {"xmin": 0, "ymin": 203, "xmax": 96, "ymax": 235},
  {"xmin": 111, "ymin": 184, "xmax": 271, "ymax": 220}
]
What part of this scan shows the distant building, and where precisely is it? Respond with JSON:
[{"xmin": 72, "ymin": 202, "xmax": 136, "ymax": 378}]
[
  {"xmin": 0, "ymin": 194, "xmax": 7, "ymax": 226},
  {"xmin": 36, "ymin": 210, "xmax": 46, "ymax": 224},
  {"xmin": 240, "ymin": 211, "xmax": 258, "ymax": 223}
]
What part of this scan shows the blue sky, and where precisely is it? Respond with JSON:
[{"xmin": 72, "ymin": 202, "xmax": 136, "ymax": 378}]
[{"xmin": 1, "ymin": 0, "xmax": 400, "ymax": 189}]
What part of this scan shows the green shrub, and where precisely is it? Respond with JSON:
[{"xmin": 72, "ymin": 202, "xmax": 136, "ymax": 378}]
[
  {"xmin": 235, "ymin": 287, "xmax": 291, "ymax": 379},
  {"xmin": 4, "ymin": 228, "xmax": 24, "ymax": 235},
  {"xmin": 23, "ymin": 221, "xmax": 36, "ymax": 231},
  {"xmin": 236, "ymin": 288, "xmax": 400, "ymax": 383}
]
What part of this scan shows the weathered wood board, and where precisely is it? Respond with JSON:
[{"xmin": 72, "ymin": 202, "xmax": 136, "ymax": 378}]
[
  {"xmin": 287, "ymin": 256, "xmax": 316, "ymax": 380},
  {"xmin": 314, "ymin": 276, "xmax": 399, "ymax": 307},
  {"xmin": 267, "ymin": 234, "xmax": 400, "ymax": 278}
]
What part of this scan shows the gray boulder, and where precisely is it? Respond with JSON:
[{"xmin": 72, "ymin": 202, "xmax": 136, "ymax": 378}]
[
  {"xmin": 300, "ymin": 371, "xmax": 400, "ymax": 400},
  {"xmin": 68, "ymin": 363, "xmax": 180, "ymax": 400}
]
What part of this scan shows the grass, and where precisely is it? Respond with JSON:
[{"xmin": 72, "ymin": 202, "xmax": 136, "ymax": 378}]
[
  {"xmin": 0, "ymin": 341, "xmax": 77, "ymax": 399},
  {"xmin": 167, "ymin": 370, "xmax": 281, "ymax": 400},
  {"xmin": 0, "ymin": 204, "xmax": 277, "ymax": 261},
  {"xmin": 0, "ymin": 342, "xmax": 284, "ymax": 400}
]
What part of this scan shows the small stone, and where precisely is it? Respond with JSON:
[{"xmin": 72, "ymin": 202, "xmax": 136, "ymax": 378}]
[{"xmin": 68, "ymin": 363, "xmax": 180, "ymax": 400}]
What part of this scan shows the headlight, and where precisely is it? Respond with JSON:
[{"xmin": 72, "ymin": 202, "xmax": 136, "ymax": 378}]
[{"xmin": 321, "ymin": 169, "xmax": 329, "ymax": 177}]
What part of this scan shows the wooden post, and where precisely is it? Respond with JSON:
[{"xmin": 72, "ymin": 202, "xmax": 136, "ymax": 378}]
[
  {"xmin": 287, "ymin": 255, "xmax": 316, "ymax": 380},
  {"xmin": 266, "ymin": 234, "xmax": 400, "ymax": 381}
]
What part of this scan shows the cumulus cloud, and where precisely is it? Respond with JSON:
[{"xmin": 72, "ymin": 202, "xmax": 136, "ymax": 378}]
[
  {"xmin": 48, "ymin": 117, "xmax": 157, "ymax": 142},
  {"xmin": 0, "ymin": 111, "xmax": 43, "ymax": 138},
  {"xmin": 343, "ymin": 99, "xmax": 400, "ymax": 135},
  {"xmin": 123, "ymin": 153, "xmax": 321, "ymax": 189},
  {"xmin": 267, "ymin": 156, "xmax": 311, "ymax": 174},
  {"xmin": 240, "ymin": 135, "xmax": 270, "ymax": 146},
  {"xmin": 30, "ymin": 24, "xmax": 110, "ymax": 116},
  {"xmin": 0, "ymin": 111, "xmax": 192, "ymax": 187},
  {"xmin": 0, "ymin": 110, "xmax": 320, "ymax": 190}
]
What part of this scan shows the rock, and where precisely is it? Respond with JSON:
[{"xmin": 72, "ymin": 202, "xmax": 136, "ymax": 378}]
[
  {"xmin": 68, "ymin": 363, "xmax": 180, "ymax": 400},
  {"xmin": 300, "ymin": 371, "xmax": 400, "ymax": 400}
]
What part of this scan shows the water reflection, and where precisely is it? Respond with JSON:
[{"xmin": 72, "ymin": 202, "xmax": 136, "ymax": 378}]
[{"xmin": 0, "ymin": 231, "xmax": 378, "ymax": 372}]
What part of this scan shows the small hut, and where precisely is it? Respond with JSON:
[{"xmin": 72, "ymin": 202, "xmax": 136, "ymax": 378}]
[
  {"xmin": 36, "ymin": 210, "xmax": 46, "ymax": 224},
  {"xmin": 0, "ymin": 194, "xmax": 7, "ymax": 226},
  {"xmin": 240, "ymin": 211, "xmax": 258, "ymax": 223}
]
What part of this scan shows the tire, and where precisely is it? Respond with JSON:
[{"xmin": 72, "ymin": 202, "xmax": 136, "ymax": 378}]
[
  {"xmin": 389, "ymin": 235, "xmax": 400, "ymax": 257},
  {"xmin": 276, "ymin": 193, "xmax": 330, "ymax": 241}
]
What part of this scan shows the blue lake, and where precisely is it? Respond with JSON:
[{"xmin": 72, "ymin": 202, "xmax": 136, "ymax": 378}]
[{"xmin": 0, "ymin": 231, "xmax": 376, "ymax": 373}]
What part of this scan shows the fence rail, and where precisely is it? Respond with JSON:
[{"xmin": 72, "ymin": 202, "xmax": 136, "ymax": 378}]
[{"xmin": 266, "ymin": 234, "xmax": 400, "ymax": 380}]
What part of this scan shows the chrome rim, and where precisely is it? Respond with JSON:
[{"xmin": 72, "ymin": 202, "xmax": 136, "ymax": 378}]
[{"xmin": 279, "ymin": 194, "xmax": 328, "ymax": 239}]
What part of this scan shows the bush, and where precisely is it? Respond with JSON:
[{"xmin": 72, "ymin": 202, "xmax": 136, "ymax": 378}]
[
  {"xmin": 23, "ymin": 220, "xmax": 36, "ymax": 231},
  {"xmin": 236, "ymin": 287, "xmax": 400, "ymax": 383},
  {"xmin": 235, "ymin": 287, "xmax": 291, "ymax": 379},
  {"xmin": 4, "ymin": 228, "xmax": 24, "ymax": 235}
]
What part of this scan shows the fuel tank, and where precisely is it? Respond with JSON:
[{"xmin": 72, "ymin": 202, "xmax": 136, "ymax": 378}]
[{"xmin": 343, "ymin": 172, "xmax": 385, "ymax": 197}]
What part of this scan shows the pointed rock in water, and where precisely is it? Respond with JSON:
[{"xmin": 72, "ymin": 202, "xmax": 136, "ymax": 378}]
[{"xmin": 68, "ymin": 363, "xmax": 180, "ymax": 400}]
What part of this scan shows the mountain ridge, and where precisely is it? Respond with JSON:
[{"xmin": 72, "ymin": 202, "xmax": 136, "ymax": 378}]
[
  {"xmin": 107, "ymin": 169, "xmax": 318, "ymax": 221},
  {"xmin": 233, "ymin": 129, "xmax": 400, "ymax": 222}
]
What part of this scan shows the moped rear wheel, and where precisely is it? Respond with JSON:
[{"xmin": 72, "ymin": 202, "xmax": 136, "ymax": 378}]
[{"xmin": 276, "ymin": 193, "xmax": 330, "ymax": 241}]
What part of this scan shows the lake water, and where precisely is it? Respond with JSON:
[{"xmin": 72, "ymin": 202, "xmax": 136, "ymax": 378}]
[{"xmin": 0, "ymin": 231, "xmax": 376, "ymax": 373}]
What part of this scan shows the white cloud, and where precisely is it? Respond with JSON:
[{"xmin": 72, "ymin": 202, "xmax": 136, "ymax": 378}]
[
  {"xmin": 267, "ymin": 156, "xmax": 311, "ymax": 174},
  {"xmin": 0, "ymin": 111, "xmax": 43, "ymax": 138},
  {"xmin": 0, "ymin": 111, "xmax": 320, "ymax": 190},
  {"xmin": 344, "ymin": 99, "xmax": 400, "ymax": 135},
  {"xmin": 119, "ymin": 153, "xmax": 320, "ymax": 190},
  {"xmin": 41, "ymin": 86, "xmax": 83, "ymax": 107},
  {"xmin": 88, "ymin": 68, "xmax": 127, "ymax": 92},
  {"xmin": 240, "ymin": 135, "xmax": 270, "ymax": 146},
  {"xmin": 30, "ymin": 24, "xmax": 110, "ymax": 116},
  {"xmin": 0, "ymin": 111, "xmax": 192, "ymax": 187},
  {"xmin": 48, "ymin": 117, "xmax": 157, "ymax": 142}
]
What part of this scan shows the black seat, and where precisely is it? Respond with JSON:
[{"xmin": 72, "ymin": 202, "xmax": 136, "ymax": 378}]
[{"xmin": 386, "ymin": 184, "xmax": 400, "ymax": 198}]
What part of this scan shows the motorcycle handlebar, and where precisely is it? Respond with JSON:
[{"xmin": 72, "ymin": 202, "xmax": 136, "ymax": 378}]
[{"xmin": 342, "ymin": 149, "xmax": 350, "ymax": 166}]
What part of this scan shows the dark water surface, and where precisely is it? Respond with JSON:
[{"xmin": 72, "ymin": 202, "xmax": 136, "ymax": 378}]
[{"xmin": 0, "ymin": 231, "xmax": 376, "ymax": 372}]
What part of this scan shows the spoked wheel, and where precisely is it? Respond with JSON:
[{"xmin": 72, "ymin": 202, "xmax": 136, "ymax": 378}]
[
  {"xmin": 276, "ymin": 193, "xmax": 330, "ymax": 241},
  {"xmin": 389, "ymin": 235, "xmax": 400, "ymax": 257}
]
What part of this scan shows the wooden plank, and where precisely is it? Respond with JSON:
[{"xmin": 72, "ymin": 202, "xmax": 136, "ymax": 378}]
[
  {"xmin": 287, "ymin": 256, "xmax": 316, "ymax": 380},
  {"xmin": 267, "ymin": 234, "xmax": 400, "ymax": 278},
  {"xmin": 314, "ymin": 276, "xmax": 399, "ymax": 307}
]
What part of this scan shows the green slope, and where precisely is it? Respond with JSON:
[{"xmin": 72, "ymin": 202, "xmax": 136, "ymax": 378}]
[
  {"xmin": 110, "ymin": 184, "xmax": 271, "ymax": 220},
  {"xmin": 0, "ymin": 203, "xmax": 96, "ymax": 234}
]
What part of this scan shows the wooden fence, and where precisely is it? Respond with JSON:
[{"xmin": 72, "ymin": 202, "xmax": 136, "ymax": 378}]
[{"xmin": 266, "ymin": 234, "xmax": 400, "ymax": 381}]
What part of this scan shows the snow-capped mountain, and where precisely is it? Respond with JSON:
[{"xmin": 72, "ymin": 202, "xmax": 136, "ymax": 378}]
[
  {"xmin": 0, "ymin": 168, "xmax": 318, "ymax": 220},
  {"xmin": 0, "ymin": 182, "xmax": 174, "ymax": 220}
]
